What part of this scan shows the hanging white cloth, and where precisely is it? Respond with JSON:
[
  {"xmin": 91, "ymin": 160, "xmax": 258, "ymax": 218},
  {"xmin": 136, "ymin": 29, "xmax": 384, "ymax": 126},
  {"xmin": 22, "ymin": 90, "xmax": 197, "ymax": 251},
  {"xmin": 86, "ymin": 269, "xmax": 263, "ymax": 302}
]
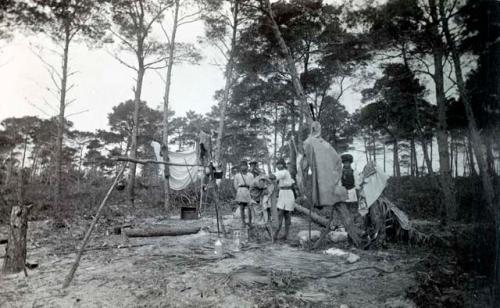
[{"xmin": 151, "ymin": 142, "xmax": 201, "ymax": 191}]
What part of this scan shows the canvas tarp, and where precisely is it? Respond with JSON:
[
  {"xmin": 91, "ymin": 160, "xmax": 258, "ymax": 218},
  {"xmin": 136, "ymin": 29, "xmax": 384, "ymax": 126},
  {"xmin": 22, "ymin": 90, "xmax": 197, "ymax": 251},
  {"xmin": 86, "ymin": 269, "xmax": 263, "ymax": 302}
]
[
  {"xmin": 152, "ymin": 142, "xmax": 201, "ymax": 191},
  {"xmin": 301, "ymin": 135, "xmax": 348, "ymax": 207},
  {"xmin": 359, "ymin": 163, "xmax": 389, "ymax": 208}
]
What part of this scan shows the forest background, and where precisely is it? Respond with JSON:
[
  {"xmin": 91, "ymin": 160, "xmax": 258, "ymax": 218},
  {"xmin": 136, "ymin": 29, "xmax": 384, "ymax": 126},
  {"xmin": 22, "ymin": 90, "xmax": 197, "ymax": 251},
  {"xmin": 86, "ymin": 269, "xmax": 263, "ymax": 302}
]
[{"xmin": 0, "ymin": 0, "xmax": 499, "ymax": 265}]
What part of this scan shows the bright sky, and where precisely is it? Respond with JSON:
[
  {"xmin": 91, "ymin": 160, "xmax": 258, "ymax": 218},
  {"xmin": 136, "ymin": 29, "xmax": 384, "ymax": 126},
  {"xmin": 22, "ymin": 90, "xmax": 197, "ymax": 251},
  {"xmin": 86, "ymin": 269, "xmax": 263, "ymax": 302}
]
[
  {"xmin": 0, "ymin": 12, "xmax": 462, "ymax": 177},
  {"xmin": 0, "ymin": 15, "xmax": 364, "ymax": 134},
  {"xmin": 0, "ymin": 20, "xmax": 227, "ymax": 132}
]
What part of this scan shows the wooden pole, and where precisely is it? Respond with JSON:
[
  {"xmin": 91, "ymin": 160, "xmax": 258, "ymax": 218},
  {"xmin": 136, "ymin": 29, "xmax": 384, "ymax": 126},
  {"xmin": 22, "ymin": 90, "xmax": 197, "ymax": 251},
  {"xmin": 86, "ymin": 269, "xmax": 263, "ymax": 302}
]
[
  {"xmin": 213, "ymin": 182, "xmax": 226, "ymax": 237},
  {"xmin": 313, "ymin": 205, "xmax": 336, "ymax": 250},
  {"xmin": 62, "ymin": 163, "xmax": 127, "ymax": 289},
  {"xmin": 113, "ymin": 156, "xmax": 201, "ymax": 167},
  {"xmin": 198, "ymin": 174, "xmax": 205, "ymax": 217}
]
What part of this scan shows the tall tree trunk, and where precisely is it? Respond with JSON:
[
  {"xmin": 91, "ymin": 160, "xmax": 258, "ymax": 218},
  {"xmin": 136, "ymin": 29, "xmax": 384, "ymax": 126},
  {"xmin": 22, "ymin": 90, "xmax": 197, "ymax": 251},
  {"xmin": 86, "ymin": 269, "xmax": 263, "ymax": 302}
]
[
  {"xmin": 364, "ymin": 138, "xmax": 370, "ymax": 163},
  {"xmin": 259, "ymin": 103, "xmax": 272, "ymax": 172},
  {"xmin": 273, "ymin": 104, "xmax": 278, "ymax": 171},
  {"xmin": 372, "ymin": 132, "xmax": 377, "ymax": 164},
  {"xmin": 467, "ymin": 133, "xmax": 477, "ymax": 176},
  {"xmin": 161, "ymin": 0, "xmax": 181, "ymax": 211},
  {"xmin": 393, "ymin": 139, "xmax": 400, "ymax": 177},
  {"xmin": 383, "ymin": 143, "xmax": 386, "ymax": 173},
  {"xmin": 21, "ymin": 137, "xmax": 27, "ymax": 170},
  {"xmin": 412, "ymin": 138, "xmax": 419, "ymax": 177},
  {"xmin": 5, "ymin": 150, "xmax": 14, "ymax": 186},
  {"xmin": 30, "ymin": 148, "xmax": 38, "ymax": 182},
  {"xmin": 262, "ymin": 0, "xmax": 312, "ymax": 126},
  {"xmin": 439, "ymin": 0, "xmax": 498, "ymax": 288},
  {"xmin": 462, "ymin": 138, "xmax": 468, "ymax": 176},
  {"xmin": 215, "ymin": 0, "xmax": 239, "ymax": 166},
  {"xmin": 430, "ymin": 0, "xmax": 456, "ymax": 222},
  {"xmin": 421, "ymin": 138, "xmax": 434, "ymax": 176},
  {"xmin": 485, "ymin": 133, "xmax": 495, "ymax": 175},
  {"xmin": 449, "ymin": 136, "xmax": 454, "ymax": 176},
  {"xmin": 129, "ymin": 60, "xmax": 145, "ymax": 205},
  {"xmin": 410, "ymin": 138, "xmax": 415, "ymax": 176},
  {"xmin": 430, "ymin": 137, "xmax": 433, "ymax": 170},
  {"xmin": 55, "ymin": 26, "xmax": 71, "ymax": 217}
]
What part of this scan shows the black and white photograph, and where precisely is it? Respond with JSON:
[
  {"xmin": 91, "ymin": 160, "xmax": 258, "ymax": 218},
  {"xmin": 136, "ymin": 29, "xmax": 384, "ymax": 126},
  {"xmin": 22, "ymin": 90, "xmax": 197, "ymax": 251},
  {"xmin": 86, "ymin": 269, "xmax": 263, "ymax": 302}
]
[{"xmin": 0, "ymin": 0, "xmax": 499, "ymax": 307}]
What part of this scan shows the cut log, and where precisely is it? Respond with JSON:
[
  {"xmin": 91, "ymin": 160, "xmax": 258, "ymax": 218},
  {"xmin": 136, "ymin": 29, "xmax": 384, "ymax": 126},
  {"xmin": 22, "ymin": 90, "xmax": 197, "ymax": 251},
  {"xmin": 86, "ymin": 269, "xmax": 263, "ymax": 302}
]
[
  {"xmin": 123, "ymin": 225, "xmax": 201, "ymax": 238},
  {"xmin": 0, "ymin": 238, "xmax": 7, "ymax": 245},
  {"xmin": 2, "ymin": 206, "xmax": 29, "ymax": 274}
]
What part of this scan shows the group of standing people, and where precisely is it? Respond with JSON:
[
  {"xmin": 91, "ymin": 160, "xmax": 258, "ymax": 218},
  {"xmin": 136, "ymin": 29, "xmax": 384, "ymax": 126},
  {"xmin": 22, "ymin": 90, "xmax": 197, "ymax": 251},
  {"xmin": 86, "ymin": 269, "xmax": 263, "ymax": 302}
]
[
  {"xmin": 231, "ymin": 121, "xmax": 363, "ymax": 245},
  {"xmin": 232, "ymin": 158, "xmax": 296, "ymax": 241}
]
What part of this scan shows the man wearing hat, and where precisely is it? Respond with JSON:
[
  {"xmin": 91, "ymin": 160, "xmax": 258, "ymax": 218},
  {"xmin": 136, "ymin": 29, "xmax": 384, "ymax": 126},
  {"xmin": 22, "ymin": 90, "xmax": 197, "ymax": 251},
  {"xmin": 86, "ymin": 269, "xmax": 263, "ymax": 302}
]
[
  {"xmin": 341, "ymin": 153, "xmax": 359, "ymax": 206},
  {"xmin": 341, "ymin": 154, "xmax": 356, "ymax": 198},
  {"xmin": 249, "ymin": 160, "xmax": 260, "ymax": 178},
  {"xmin": 273, "ymin": 158, "xmax": 296, "ymax": 241},
  {"xmin": 299, "ymin": 121, "xmax": 365, "ymax": 247},
  {"xmin": 233, "ymin": 160, "xmax": 255, "ymax": 227}
]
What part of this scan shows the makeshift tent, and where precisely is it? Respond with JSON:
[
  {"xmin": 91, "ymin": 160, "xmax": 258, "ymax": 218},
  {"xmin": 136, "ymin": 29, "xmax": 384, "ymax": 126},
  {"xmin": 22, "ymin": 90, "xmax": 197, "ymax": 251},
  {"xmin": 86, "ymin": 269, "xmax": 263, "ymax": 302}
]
[
  {"xmin": 359, "ymin": 162, "xmax": 389, "ymax": 208},
  {"xmin": 151, "ymin": 142, "xmax": 201, "ymax": 191}
]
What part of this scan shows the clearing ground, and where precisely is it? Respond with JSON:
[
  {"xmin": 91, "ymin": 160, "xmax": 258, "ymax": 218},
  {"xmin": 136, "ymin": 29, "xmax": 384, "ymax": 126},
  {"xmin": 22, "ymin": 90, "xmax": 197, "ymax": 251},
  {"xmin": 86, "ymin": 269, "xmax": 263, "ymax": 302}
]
[{"xmin": 1, "ymin": 210, "xmax": 421, "ymax": 307}]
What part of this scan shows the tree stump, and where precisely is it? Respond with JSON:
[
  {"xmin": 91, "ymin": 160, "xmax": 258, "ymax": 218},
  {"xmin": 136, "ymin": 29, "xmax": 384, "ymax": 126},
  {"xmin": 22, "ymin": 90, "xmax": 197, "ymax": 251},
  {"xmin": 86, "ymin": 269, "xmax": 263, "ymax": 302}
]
[{"xmin": 2, "ymin": 205, "xmax": 29, "ymax": 274}]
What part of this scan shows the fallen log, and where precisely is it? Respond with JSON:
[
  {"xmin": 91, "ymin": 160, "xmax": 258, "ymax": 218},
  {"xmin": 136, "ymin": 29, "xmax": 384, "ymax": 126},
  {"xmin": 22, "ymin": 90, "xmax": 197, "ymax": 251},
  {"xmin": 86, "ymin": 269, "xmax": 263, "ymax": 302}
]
[
  {"xmin": 294, "ymin": 203, "xmax": 331, "ymax": 228},
  {"xmin": 123, "ymin": 225, "xmax": 201, "ymax": 238},
  {"xmin": 295, "ymin": 203, "xmax": 363, "ymax": 248}
]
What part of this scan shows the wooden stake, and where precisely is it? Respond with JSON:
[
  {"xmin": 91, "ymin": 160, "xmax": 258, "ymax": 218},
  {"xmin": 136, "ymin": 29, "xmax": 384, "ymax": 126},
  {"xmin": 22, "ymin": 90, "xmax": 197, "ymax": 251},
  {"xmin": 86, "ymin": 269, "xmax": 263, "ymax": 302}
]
[
  {"xmin": 62, "ymin": 163, "xmax": 127, "ymax": 289},
  {"xmin": 213, "ymin": 184, "xmax": 226, "ymax": 237}
]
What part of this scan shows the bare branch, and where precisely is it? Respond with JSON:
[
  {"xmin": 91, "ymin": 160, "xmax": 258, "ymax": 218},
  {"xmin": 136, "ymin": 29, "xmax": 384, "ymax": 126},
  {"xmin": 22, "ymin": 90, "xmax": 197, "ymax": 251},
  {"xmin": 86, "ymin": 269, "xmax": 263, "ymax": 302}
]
[
  {"xmin": 105, "ymin": 49, "xmax": 138, "ymax": 71},
  {"xmin": 208, "ymin": 57, "xmax": 225, "ymax": 72},
  {"xmin": 30, "ymin": 47, "xmax": 63, "ymax": 80},
  {"xmin": 67, "ymin": 70, "xmax": 79, "ymax": 78},
  {"xmin": 159, "ymin": 22, "xmax": 171, "ymax": 45},
  {"xmin": 66, "ymin": 98, "xmax": 77, "ymax": 107},
  {"xmin": 108, "ymin": 28, "xmax": 138, "ymax": 54},
  {"xmin": 178, "ymin": 18, "xmax": 200, "ymax": 27},
  {"xmin": 42, "ymin": 97, "xmax": 59, "ymax": 113},
  {"xmin": 178, "ymin": 10, "xmax": 202, "ymax": 23},
  {"xmin": 66, "ymin": 109, "xmax": 90, "ymax": 118},
  {"xmin": 146, "ymin": 63, "xmax": 170, "ymax": 70},
  {"xmin": 212, "ymin": 41, "xmax": 230, "ymax": 61},
  {"xmin": 154, "ymin": 69, "xmax": 166, "ymax": 83},
  {"xmin": 144, "ymin": 56, "xmax": 170, "ymax": 69},
  {"xmin": 48, "ymin": 71, "xmax": 62, "ymax": 92},
  {"xmin": 144, "ymin": 6, "xmax": 170, "ymax": 35},
  {"xmin": 26, "ymin": 99, "xmax": 53, "ymax": 117}
]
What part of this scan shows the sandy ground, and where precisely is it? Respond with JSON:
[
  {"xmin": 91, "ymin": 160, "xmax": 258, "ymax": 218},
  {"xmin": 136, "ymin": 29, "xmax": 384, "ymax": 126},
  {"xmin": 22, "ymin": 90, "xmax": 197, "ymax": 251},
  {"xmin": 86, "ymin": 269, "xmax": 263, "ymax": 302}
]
[{"xmin": 0, "ymin": 212, "xmax": 420, "ymax": 308}]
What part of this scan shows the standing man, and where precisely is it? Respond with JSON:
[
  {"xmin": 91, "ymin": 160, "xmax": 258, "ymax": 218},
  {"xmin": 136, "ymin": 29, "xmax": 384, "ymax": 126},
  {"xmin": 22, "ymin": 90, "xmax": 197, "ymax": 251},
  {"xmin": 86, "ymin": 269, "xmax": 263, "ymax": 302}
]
[
  {"xmin": 341, "ymin": 153, "xmax": 363, "ymax": 228},
  {"xmin": 341, "ymin": 154, "xmax": 357, "ymax": 205},
  {"xmin": 273, "ymin": 158, "xmax": 296, "ymax": 241},
  {"xmin": 300, "ymin": 121, "xmax": 365, "ymax": 247},
  {"xmin": 249, "ymin": 160, "xmax": 260, "ymax": 178},
  {"xmin": 234, "ymin": 160, "xmax": 254, "ymax": 227}
]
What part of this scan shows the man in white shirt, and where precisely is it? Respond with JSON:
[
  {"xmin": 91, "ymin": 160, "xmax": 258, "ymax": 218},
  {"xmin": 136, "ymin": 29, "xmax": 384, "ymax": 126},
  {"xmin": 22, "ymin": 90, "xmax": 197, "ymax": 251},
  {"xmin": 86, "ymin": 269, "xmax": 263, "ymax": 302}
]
[
  {"xmin": 233, "ymin": 160, "xmax": 254, "ymax": 227},
  {"xmin": 273, "ymin": 158, "xmax": 296, "ymax": 240}
]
